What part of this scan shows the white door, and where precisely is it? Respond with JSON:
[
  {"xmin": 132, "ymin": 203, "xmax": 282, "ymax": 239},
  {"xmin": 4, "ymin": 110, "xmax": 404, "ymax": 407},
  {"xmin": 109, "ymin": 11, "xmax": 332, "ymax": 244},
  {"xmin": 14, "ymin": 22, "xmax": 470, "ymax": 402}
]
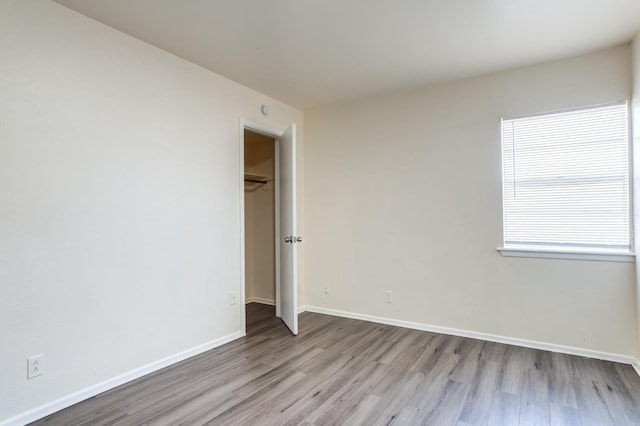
[{"xmin": 278, "ymin": 124, "xmax": 298, "ymax": 335}]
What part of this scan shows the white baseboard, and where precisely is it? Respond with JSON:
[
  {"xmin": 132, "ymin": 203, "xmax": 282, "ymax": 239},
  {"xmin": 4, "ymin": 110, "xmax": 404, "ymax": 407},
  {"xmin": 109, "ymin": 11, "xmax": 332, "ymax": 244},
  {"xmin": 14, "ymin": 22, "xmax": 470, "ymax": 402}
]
[
  {"xmin": 305, "ymin": 305, "xmax": 638, "ymax": 367},
  {"xmin": 1, "ymin": 331, "xmax": 244, "ymax": 426},
  {"xmin": 297, "ymin": 304, "xmax": 307, "ymax": 314},
  {"xmin": 245, "ymin": 297, "xmax": 275, "ymax": 306}
]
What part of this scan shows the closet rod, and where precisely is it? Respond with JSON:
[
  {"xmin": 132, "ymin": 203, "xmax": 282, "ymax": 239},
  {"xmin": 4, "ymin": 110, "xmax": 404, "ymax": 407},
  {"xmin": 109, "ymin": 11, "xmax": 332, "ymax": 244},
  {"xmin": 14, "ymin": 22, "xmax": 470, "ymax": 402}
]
[{"xmin": 244, "ymin": 177, "xmax": 268, "ymax": 184}]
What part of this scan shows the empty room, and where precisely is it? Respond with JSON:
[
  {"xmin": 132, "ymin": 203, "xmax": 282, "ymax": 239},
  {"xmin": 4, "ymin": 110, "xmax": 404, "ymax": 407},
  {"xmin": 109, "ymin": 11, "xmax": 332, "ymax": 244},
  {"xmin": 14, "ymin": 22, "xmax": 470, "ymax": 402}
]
[{"xmin": 2, "ymin": 0, "xmax": 640, "ymax": 425}]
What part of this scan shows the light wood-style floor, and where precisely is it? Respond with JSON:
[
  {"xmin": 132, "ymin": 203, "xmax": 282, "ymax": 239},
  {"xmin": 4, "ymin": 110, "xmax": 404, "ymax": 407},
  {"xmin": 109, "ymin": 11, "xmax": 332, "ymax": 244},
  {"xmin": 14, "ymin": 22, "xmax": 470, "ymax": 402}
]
[{"xmin": 33, "ymin": 303, "xmax": 640, "ymax": 425}]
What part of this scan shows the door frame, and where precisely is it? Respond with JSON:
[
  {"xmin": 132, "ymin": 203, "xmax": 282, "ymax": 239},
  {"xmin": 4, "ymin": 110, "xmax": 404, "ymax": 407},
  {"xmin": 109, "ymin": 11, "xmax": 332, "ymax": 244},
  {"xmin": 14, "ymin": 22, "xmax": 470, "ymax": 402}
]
[{"xmin": 239, "ymin": 118, "xmax": 283, "ymax": 334}]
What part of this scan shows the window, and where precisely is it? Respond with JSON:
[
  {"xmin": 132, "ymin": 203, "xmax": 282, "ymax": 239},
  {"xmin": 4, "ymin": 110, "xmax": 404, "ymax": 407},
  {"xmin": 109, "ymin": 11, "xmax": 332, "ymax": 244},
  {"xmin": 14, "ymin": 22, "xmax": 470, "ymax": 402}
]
[{"xmin": 499, "ymin": 102, "xmax": 632, "ymax": 261}]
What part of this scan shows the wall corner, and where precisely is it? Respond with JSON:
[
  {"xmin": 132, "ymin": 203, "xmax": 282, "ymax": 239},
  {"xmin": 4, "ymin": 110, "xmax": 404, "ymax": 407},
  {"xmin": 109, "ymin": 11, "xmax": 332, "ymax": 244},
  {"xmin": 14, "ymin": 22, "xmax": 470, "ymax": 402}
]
[{"xmin": 631, "ymin": 32, "xmax": 640, "ymax": 360}]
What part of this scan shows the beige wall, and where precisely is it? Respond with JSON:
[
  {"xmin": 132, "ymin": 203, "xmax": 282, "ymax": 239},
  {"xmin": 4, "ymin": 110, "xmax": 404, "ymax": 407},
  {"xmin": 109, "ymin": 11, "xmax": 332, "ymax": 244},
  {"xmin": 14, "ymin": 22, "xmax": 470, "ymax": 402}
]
[
  {"xmin": 244, "ymin": 191, "xmax": 254, "ymax": 298},
  {"xmin": 244, "ymin": 132, "xmax": 276, "ymax": 303},
  {"xmin": 0, "ymin": 0, "xmax": 303, "ymax": 421},
  {"xmin": 304, "ymin": 45, "xmax": 637, "ymax": 357}
]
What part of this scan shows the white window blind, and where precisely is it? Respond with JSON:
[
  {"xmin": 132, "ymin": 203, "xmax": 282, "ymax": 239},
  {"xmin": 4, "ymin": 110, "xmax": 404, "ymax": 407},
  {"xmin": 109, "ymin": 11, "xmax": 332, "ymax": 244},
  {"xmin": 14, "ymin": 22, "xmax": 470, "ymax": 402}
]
[{"xmin": 501, "ymin": 103, "xmax": 630, "ymax": 253}]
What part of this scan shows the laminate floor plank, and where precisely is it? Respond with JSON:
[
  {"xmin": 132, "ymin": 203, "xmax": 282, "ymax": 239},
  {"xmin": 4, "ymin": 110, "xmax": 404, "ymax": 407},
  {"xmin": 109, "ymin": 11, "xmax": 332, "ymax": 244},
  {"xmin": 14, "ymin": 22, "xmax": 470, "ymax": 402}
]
[
  {"xmin": 303, "ymin": 363, "xmax": 390, "ymax": 425},
  {"xmin": 548, "ymin": 376, "xmax": 578, "ymax": 409},
  {"xmin": 208, "ymin": 371, "xmax": 309, "ymax": 425},
  {"xmin": 341, "ymin": 393, "xmax": 382, "ymax": 425},
  {"xmin": 411, "ymin": 333, "xmax": 457, "ymax": 374},
  {"xmin": 519, "ymin": 399, "xmax": 551, "ymax": 426},
  {"xmin": 448, "ymin": 353, "xmax": 481, "ymax": 384},
  {"xmin": 574, "ymin": 377, "xmax": 617, "ymax": 426},
  {"xmin": 487, "ymin": 391, "xmax": 520, "ymax": 426},
  {"xmin": 31, "ymin": 303, "xmax": 640, "ymax": 426},
  {"xmin": 405, "ymin": 353, "xmax": 463, "ymax": 419},
  {"xmin": 479, "ymin": 341, "xmax": 510, "ymax": 364},
  {"xmin": 499, "ymin": 347, "xmax": 526, "ymax": 395},
  {"xmin": 277, "ymin": 359, "xmax": 382, "ymax": 425},
  {"xmin": 457, "ymin": 360, "xmax": 502, "ymax": 425},
  {"xmin": 549, "ymin": 402, "xmax": 583, "ymax": 426},
  {"xmin": 423, "ymin": 380, "xmax": 471, "ymax": 426}
]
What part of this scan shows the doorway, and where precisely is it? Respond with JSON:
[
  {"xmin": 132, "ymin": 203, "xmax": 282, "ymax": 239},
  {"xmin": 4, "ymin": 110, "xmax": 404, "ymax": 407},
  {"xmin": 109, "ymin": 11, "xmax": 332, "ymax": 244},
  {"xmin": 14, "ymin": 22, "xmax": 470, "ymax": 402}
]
[
  {"xmin": 243, "ymin": 129, "xmax": 277, "ymax": 332},
  {"xmin": 240, "ymin": 121, "xmax": 299, "ymax": 336}
]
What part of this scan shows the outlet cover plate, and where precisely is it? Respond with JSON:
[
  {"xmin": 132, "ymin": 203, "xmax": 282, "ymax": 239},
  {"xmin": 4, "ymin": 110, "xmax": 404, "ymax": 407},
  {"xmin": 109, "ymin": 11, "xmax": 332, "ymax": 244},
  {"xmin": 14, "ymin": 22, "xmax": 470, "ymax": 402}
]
[{"xmin": 27, "ymin": 355, "xmax": 44, "ymax": 379}]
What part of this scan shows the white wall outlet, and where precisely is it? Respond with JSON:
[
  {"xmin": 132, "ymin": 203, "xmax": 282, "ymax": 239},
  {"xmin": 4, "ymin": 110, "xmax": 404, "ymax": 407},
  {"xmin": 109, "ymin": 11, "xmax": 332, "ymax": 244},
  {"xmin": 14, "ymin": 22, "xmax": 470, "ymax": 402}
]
[
  {"xmin": 27, "ymin": 355, "xmax": 44, "ymax": 379},
  {"xmin": 230, "ymin": 291, "xmax": 237, "ymax": 305},
  {"xmin": 384, "ymin": 290, "xmax": 392, "ymax": 303},
  {"xmin": 323, "ymin": 282, "xmax": 329, "ymax": 295}
]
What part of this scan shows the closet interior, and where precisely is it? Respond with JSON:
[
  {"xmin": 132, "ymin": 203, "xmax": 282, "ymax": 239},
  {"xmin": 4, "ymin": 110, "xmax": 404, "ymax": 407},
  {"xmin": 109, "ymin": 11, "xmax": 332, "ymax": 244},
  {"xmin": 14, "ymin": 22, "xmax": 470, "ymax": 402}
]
[{"xmin": 244, "ymin": 129, "xmax": 276, "ymax": 310}]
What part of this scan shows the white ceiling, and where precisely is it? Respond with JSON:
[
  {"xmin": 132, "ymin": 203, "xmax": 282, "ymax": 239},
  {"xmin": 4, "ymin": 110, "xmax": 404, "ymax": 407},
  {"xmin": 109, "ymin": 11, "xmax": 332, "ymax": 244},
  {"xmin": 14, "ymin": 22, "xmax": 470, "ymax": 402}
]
[{"xmin": 54, "ymin": 0, "xmax": 640, "ymax": 109}]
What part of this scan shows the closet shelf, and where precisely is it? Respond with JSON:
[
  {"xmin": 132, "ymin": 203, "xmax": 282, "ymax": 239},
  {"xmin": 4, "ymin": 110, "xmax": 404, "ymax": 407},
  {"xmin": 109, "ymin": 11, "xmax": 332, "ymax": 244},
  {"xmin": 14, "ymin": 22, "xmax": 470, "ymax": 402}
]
[{"xmin": 244, "ymin": 172, "xmax": 269, "ymax": 184}]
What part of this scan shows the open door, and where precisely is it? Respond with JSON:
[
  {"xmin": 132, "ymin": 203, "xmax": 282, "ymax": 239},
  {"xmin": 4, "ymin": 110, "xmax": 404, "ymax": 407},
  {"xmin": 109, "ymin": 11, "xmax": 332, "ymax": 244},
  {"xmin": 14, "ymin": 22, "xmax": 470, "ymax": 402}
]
[{"xmin": 278, "ymin": 124, "xmax": 299, "ymax": 335}]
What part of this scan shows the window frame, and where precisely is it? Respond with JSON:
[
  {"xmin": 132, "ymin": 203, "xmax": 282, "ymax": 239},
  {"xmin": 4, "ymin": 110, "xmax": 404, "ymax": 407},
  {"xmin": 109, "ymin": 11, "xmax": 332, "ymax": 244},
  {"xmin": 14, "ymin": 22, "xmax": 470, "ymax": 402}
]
[{"xmin": 497, "ymin": 102, "xmax": 635, "ymax": 262}]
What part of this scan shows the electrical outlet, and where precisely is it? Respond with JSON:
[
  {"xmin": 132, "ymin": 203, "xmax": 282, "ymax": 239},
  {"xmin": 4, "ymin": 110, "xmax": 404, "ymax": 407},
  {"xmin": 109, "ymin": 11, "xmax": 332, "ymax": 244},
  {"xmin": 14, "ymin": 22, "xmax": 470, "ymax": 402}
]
[
  {"xmin": 384, "ymin": 290, "xmax": 392, "ymax": 303},
  {"xmin": 27, "ymin": 355, "xmax": 44, "ymax": 379},
  {"xmin": 323, "ymin": 282, "xmax": 329, "ymax": 295},
  {"xmin": 230, "ymin": 291, "xmax": 237, "ymax": 305}
]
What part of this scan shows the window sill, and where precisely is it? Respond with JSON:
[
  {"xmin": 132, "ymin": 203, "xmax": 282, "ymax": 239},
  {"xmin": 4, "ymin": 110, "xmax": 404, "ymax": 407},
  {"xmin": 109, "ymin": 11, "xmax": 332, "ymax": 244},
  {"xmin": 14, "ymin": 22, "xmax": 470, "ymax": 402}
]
[{"xmin": 497, "ymin": 246, "xmax": 635, "ymax": 262}]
